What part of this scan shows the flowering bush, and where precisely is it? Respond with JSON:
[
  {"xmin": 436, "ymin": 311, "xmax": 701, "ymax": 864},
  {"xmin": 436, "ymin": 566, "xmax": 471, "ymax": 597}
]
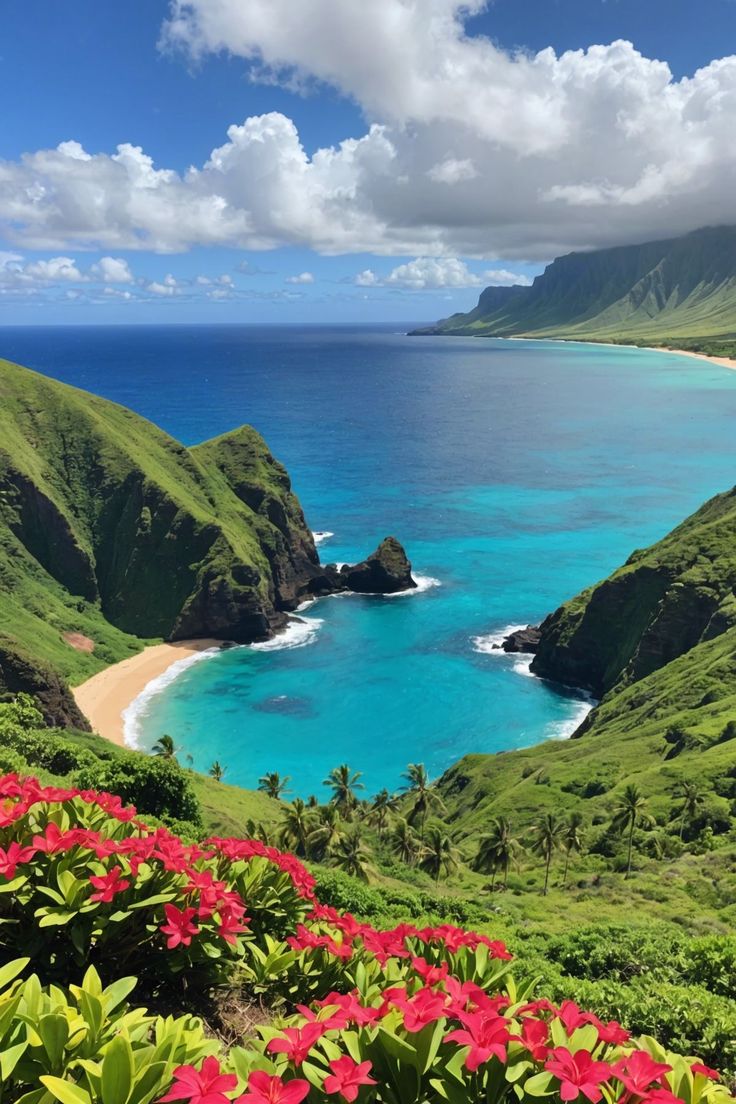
[{"xmin": 0, "ymin": 775, "xmax": 732, "ymax": 1104}]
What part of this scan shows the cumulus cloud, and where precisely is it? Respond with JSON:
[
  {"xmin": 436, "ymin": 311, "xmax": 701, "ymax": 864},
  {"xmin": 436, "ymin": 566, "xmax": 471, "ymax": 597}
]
[
  {"xmin": 0, "ymin": 4, "xmax": 735, "ymax": 260},
  {"xmin": 285, "ymin": 271, "xmax": 315, "ymax": 284},
  {"xmin": 91, "ymin": 256, "xmax": 134, "ymax": 283},
  {"xmin": 354, "ymin": 257, "xmax": 529, "ymax": 289},
  {"xmin": 147, "ymin": 274, "xmax": 181, "ymax": 296}
]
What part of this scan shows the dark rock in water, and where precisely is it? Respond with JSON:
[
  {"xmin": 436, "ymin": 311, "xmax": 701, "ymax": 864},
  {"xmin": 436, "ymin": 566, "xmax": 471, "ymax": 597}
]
[
  {"xmin": 502, "ymin": 626, "xmax": 541, "ymax": 653},
  {"xmin": 253, "ymin": 694, "xmax": 316, "ymax": 718},
  {"xmin": 339, "ymin": 537, "xmax": 416, "ymax": 595}
]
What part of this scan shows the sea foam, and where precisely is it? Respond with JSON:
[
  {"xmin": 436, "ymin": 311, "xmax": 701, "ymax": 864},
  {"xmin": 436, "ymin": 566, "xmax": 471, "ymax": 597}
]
[
  {"xmin": 312, "ymin": 530, "xmax": 334, "ymax": 545},
  {"xmin": 471, "ymin": 625, "xmax": 527, "ymax": 654},
  {"xmin": 249, "ymin": 615, "xmax": 324, "ymax": 651},
  {"xmin": 122, "ymin": 646, "xmax": 222, "ymax": 749}
]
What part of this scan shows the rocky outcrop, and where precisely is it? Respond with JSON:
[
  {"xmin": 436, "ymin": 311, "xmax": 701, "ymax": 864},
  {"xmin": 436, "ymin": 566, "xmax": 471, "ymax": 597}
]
[
  {"xmin": 0, "ymin": 638, "xmax": 90, "ymax": 730},
  {"xmin": 530, "ymin": 485, "xmax": 736, "ymax": 698},
  {"xmin": 0, "ymin": 359, "xmax": 418, "ymax": 726},
  {"xmin": 339, "ymin": 537, "xmax": 416, "ymax": 594},
  {"xmin": 501, "ymin": 626, "xmax": 541, "ymax": 653}
]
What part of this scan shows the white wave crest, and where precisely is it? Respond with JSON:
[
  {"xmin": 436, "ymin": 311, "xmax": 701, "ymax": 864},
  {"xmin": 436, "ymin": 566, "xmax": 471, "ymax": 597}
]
[
  {"xmin": 250, "ymin": 615, "xmax": 324, "ymax": 651},
  {"xmin": 545, "ymin": 698, "xmax": 595, "ymax": 740},
  {"xmin": 122, "ymin": 646, "xmax": 222, "ymax": 749},
  {"xmin": 382, "ymin": 573, "xmax": 442, "ymax": 598},
  {"xmin": 312, "ymin": 530, "xmax": 334, "ymax": 545},
  {"xmin": 471, "ymin": 625, "xmax": 527, "ymax": 654}
]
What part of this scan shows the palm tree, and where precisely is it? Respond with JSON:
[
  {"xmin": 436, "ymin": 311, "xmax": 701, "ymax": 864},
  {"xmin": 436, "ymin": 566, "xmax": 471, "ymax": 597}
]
[
  {"xmin": 152, "ymin": 734, "xmax": 177, "ymax": 760},
  {"xmin": 530, "ymin": 813, "xmax": 563, "ymax": 895},
  {"xmin": 389, "ymin": 817, "xmax": 421, "ymax": 866},
  {"xmin": 611, "ymin": 784, "xmax": 655, "ymax": 878},
  {"xmin": 561, "ymin": 811, "xmax": 585, "ymax": 888},
  {"xmin": 308, "ymin": 804, "xmax": 346, "ymax": 861},
  {"xmin": 420, "ymin": 826, "xmax": 460, "ymax": 883},
  {"xmin": 674, "ymin": 781, "xmax": 703, "ymax": 840},
  {"xmin": 278, "ymin": 798, "xmax": 314, "ymax": 858},
  {"xmin": 323, "ymin": 764, "xmax": 364, "ymax": 818},
  {"xmin": 209, "ymin": 760, "xmax": 226, "ymax": 782},
  {"xmin": 368, "ymin": 789, "xmax": 398, "ymax": 838},
  {"xmin": 306, "ymin": 794, "xmax": 320, "ymax": 808},
  {"xmin": 245, "ymin": 818, "xmax": 271, "ymax": 844},
  {"xmin": 258, "ymin": 772, "xmax": 292, "ymax": 801},
  {"xmin": 401, "ymin": 763, "xmax": 445, "ymax": 839},
  {"xmin": 475, "ymin": 817, "xmax": 524, "ymax": 890},
  {"xmin": 333, "ymin": 829, "xmax": 374, "ymax": 882}
]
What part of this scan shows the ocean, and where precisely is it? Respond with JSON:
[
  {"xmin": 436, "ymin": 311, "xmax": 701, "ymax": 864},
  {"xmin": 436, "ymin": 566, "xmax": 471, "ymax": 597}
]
[{"xmin": 3, "ymin": 324, "xmax": 735, "ymax": 796}]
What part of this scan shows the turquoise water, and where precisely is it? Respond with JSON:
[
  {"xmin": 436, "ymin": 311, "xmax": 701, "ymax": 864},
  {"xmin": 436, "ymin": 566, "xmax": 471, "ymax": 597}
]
[{"xmin": 3, "ymin": 326, "xmax": 735, "ymax": 796}]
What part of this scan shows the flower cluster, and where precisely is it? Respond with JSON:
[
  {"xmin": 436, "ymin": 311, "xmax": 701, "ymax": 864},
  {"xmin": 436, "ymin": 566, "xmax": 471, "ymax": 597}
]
[{"xmin": 0, "ymin": 776, "xmax": 729, "ymax": 1104}]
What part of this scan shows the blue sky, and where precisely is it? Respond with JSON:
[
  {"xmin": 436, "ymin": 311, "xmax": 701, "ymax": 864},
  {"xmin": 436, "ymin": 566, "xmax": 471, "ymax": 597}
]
[{"xmin": 1, "ymin": 0, "xmax": 735, "ymax": 324}]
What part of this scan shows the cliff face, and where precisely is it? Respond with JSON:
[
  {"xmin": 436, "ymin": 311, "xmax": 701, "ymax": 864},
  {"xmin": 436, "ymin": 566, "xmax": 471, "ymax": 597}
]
[
  {"xmin": 415, "ymin": 226, "xmax": 736, "ymax": 343},
  {"xmin": 0, "ymin": 359, "xmax": 412, "ymax": 727},
  {"xmin": 531, "ymin": 486, "xmax": 736, "ymax": 699}
]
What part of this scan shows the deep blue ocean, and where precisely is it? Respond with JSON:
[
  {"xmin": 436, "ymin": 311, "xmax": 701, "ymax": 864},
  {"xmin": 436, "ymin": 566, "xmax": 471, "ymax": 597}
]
[{"xmin": 3, "ymin": 325, "xmax": 735, "ymax": 796}]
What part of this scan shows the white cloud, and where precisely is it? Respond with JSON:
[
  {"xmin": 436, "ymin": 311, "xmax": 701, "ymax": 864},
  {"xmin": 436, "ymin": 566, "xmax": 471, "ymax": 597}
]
[
  {"xmin": 91, "ymin": 256, "xmax": 134, "ymax": 283},
  {"xmin": 483, "ymin": 269, "xmax": 532, "ymax": 287},
  {"xmin": 355, "ymin": 257, "xmax": 530, "ymax": 289},
  {"xmin": 285, "ymin": 271, "xmax": 315, "ymax": 284},
  {"xmin": 0, "ymin": 5, "xmax": 734, "ymax": 260},
  {"xmin": 147, "ymin": 275, "xmax": 181, "ymax": 296},
  {"xmin": 24, "ymin": 256, "xmax": 84, "ymax": 282},
  {"xmin": 103, "ymin": 286, "xmax": 133, "ymax": 300},
  {"xmin": 427, "ymin": 158, "xmax": 478, "ymax": 185}
]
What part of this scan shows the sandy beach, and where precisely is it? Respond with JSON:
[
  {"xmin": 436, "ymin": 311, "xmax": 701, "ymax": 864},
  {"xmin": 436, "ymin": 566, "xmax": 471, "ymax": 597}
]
[
  {"xmin": 73, "ymin": 639, "xmax": 224, "ymax": 747},
  {"xmin": 651, "ymin": 347, "xmax": 736, "ymax": 371}
]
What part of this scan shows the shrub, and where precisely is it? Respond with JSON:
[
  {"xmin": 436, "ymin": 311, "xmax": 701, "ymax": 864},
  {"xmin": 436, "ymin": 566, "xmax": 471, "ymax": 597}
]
[{"xmin": 75, "ymin": 756, "xmax": 202, "ymax": 825}]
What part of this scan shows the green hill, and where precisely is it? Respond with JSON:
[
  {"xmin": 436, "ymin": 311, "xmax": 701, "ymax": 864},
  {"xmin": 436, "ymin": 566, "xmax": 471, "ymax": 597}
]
[
  {"xmin": 0, "ymin": 358, "xmax": 326, "ymax": 726},
  {"xmin": 415, "ymin": 226, "xmax": 736, "ymax": 349},
  {"xmin": 435, "ymin": 480, "xmax": 736, "ymax": 896}
]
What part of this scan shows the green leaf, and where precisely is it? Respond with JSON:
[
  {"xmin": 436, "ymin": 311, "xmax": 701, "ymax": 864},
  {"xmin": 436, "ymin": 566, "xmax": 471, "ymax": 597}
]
[
  {"xmin": 523, "ymin": 1071, "xmax": 556, "ymax": 1097},
  {"xmin": 0, "ymin": 957, "xmax": 30, "ymax": 990},
  {"xmin": 39, "ymin": 1014, "xmax": 70, "ymax": 1067},
  {"xmin": 101, "ymin": 1033, "xmax": 134, "ymax": 1104},
  {"xmin": 102, "ymin": 977, "xmax": 138, "ymax": 1015},
  {"xmin": 0, "ymin": 1039, "xmax": 29, "ymax": 1079},
  {"xmin": 40, "ymin": 1077, "xmax": 92, "ymax": 1104}
]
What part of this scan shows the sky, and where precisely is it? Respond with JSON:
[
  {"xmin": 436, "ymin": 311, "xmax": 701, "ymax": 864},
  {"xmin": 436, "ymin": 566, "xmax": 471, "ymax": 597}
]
[{"xmin": 1, "ymin": 0, "xmax": 736, "ymax": 324}]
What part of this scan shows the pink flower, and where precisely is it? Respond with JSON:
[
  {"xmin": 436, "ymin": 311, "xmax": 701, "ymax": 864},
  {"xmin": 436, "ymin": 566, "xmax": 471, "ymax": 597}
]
[
  {"xmin": 236, "ymin": 1071, "xmax": 310, "ymax": 1104},
  {"xmin": 519, "ymin": 1017, "xmax": 550, "ymax": 1060},
  {"xmin": 445, "ymin": 1012, "xmax": 510, "ymax": 1071},
  {"xmin": 323, "ymin": 1057, "xmax": 377, "ymax": 1102},
  {"xmin": 545, "ymin": 1047, "xmax": 612, "ymax": 1103},
  {"xmin": 159, "ymin": 1057, "xmax": 237, "ymax": 1104},
  {"xmin": 400, "ymin": 988, "xmax": 448, "ymax": 1032},
  {"xmin": 89, "ymin": 866, "xmax": 130, "ymax": 903},
  {"xmin": 267, "ymin": 1023, "xmax": 325, "ymax": 1065},
  {"xmin": 161, "ymin": 904, "xmax": 200, "ymax": 949},
  {"xmin": 595, "ymin": 1020, "xmax": 630, "ymax": 1046},
  {"xmin": 611, "ymin": 1051, "xmax": 672, "ymax": 1095},
  {"xmin": 0, "ymin": 841, "xmax": 35, "ymax": 878},
  {"xmin": 557, "ymin": 1001, "xmax": 590, "ymax": 1036}
]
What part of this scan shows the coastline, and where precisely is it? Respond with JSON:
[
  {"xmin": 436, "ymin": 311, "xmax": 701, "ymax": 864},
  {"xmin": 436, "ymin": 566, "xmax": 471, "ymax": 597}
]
[
  {"xmin": 73, "ymin": 639, "xmax": 224, "ymax": 747},
  {"xmin": 507, "ymin": 334, "xmax": 736, "ymax": 371}
]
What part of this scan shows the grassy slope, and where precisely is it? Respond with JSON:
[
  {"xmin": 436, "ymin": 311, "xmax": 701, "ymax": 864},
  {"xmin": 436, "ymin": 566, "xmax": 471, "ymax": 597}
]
[{"xmin": 0, "ymin": 359, "xmax": 317, "ymax": 722}]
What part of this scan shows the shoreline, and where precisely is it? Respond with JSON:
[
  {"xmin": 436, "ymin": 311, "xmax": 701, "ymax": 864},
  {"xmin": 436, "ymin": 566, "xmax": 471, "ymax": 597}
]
[
  {"xmin": 73, "ymin": 639, "xmax": 224, "ymax": 747},
  {"xmin": 507, "ymin": 334, "xmax": 736, "ymax": 370}
]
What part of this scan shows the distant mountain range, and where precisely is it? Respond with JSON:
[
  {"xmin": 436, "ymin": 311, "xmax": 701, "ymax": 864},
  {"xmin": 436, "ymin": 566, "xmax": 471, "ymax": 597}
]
[{"xmin": 414, "ymin": 226, "xmax": 736, "ymax": 348}]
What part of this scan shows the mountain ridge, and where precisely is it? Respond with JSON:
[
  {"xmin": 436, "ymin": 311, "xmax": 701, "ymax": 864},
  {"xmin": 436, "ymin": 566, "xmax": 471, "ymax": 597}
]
[{"xmin": 414, "ymin": 226, "xmax": 736, "ymax": 345}]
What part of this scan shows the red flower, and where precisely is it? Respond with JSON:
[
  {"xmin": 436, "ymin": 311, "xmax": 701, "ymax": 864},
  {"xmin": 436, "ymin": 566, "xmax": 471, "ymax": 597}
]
[
  {"xmin": 0, "ymin": 841, "xmax": 35, "ymax": 879},
  {"xmin": 161, "ymin": 904, "xmax": 200, "ymax": 949},
  {"xmin": 519, "ymin": 1017, "xmax": 550, "ymax": 1060},
  {"xmin": 89, "ymin": 866, "xmax": 130, "ymax": 903},
  {"xmin": 644, "ymin": 1090, "xmax": 683, "ymax": 1104},
  {"xmin": 267, "ymin": 1023, "xmax": 325, "ymax": 1065},
  {"xmin": 611, "ymin": 1051, "xmax": 672, "ymax": 1095},
  {"xmin": 545, "ymin": 1047, "xmax": 612, "ymax": 1103},
  {"xmin": 557, "ymin": 1001, "xmax": 590, "ymax": 1036},
  {"xmin": 445, "ymin": 1011, "xmax": 510, "ymax": 1071},
  {"xmin": 323, "ymin": 1057, "xmax": 377, "ymax": 1102},
  {"xmin": 400, "ymin": 988, "xmax": 448, "ymax": 1032},
  {"xmin": 236, "ymin": 1071, "xmax": 310, "ymax": 1104},
  {"xmin": 595, "ymin": 1020, "xmax": 630, "ymax": 1046},
  {"xmin": 159, "ymin": 1057, "xmax": 237, "ymax": 1104},
  {"xmin": 691, "ymin": 1063, "xmax": 720, "ymax": 1081},
  {"xmin": 411, "ymin": 956, "xmax": 449, "ymax": 985}
]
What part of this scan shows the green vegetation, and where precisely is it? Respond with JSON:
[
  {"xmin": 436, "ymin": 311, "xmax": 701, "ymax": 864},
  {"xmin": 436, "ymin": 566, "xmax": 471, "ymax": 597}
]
[
  {"xmin": 417, "ymin": 225, "xmax": 736, "ymax": 352},
  {"xmin": 0, "ymin": 357, "xmax": 319, "ymax": 726}
]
